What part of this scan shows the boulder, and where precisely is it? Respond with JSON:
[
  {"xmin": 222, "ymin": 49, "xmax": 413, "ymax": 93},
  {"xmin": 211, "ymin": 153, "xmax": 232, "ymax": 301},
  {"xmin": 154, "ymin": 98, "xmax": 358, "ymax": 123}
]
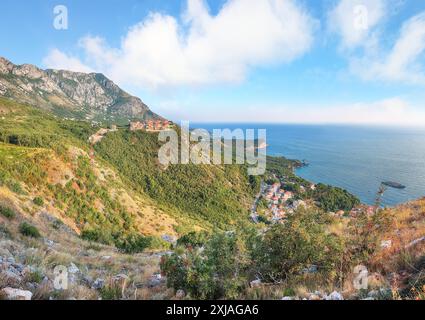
[
  {"xmin": 380, "ymin": 240, "xmax": 392, "ymax": 249},
  {"xmin": 0, "ymin": 270, "xmax": 22, "ymax": 286},
  {"xmin": 92, "ymin": 278, "xmax": 105, "ymax": 290},
  {"xmin": 308, "ymin": 293, "xmax": 321, "ymax": 300},
  {"xmin": 325, "ymin": 291, "xmax": 344, "ymax": 300},
  {"xmin": 1, "ymin": 287, "xmax": 32, "ymax": 300},
  {"xmin": 250, "ymin": 279, "xmax": 262, "ymax": 288},
  {"xmin": 176, "ymin": 290, "xmax": 186, "ymax": 299},
  {"xmin": 68, "ymin": 262, "xmax": 80, "ymax": 274}
]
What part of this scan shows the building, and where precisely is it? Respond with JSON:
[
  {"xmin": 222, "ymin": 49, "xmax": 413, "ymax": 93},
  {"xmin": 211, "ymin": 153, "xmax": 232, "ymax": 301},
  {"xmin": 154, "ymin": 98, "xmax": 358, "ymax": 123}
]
[
  {"xmin": 129, "ymin": 121, "xmax": 145, "ymax": 131},
  {"xmin": 129, "ymin": 120, "xmax": 173, "ymax": 131}
]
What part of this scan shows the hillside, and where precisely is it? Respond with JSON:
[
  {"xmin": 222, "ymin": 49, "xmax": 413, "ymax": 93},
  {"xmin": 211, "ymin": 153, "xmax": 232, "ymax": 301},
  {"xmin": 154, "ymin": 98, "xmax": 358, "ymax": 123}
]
[
  {"xmin": 0, "ymin": 96, "xmax": 266, "ymax": 247},
  {"xmin": 0, "ymin": 57, "xmax": 161, "ymax": 123}
]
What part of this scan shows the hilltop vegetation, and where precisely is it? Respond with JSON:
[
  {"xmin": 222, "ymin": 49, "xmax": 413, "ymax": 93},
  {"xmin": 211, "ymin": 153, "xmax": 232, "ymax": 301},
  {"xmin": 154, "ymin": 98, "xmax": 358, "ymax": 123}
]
[
  {"xmin": 0, "ymin": 97, "xmax": 265, "ymax": 250},
  {"xmin": 161, "ymin": 202, "xmax": 425, "ymax": 300},
  {"xmin": 95, "ymin": 130, "xmax": 259, "ymax": 230}
]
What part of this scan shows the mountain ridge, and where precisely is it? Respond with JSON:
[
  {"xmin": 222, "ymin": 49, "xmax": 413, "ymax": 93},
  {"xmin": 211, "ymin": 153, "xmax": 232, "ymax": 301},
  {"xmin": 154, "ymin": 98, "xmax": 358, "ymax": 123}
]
[{"xmin": 0, "ymin": 56, "xmax": 162, "ymax": 123}]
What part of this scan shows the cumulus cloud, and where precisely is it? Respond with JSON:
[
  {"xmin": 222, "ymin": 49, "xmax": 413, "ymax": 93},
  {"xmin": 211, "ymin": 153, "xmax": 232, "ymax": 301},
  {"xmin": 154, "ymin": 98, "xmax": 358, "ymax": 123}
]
[
  {"xmin": 43, "ymin": 49, "xmax": 94, "ymax": 73},
  {"xmin": 328, "ymin": 0, "xmax": 425, "ymax": 85},
  {"xmin": 350, "ymin": 12, "xmax": 425, "ymax": 84},
  {"xmin": 327, "ymin": 0, "xmax": 387, "ymax": 50},
  {"xmin": 43, "ymin": 0, "xmax": 317, "ymax": 89}
]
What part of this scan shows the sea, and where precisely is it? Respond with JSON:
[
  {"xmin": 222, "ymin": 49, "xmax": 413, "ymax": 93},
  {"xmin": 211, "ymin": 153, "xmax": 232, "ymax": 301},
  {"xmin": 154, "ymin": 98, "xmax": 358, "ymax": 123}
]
[{"xmin": 193, "ymin": 123, "xmax": 425, "ymax": 207}]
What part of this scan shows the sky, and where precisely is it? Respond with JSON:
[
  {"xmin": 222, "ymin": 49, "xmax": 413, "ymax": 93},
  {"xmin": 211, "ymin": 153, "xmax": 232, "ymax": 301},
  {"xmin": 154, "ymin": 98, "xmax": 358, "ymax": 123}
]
[{"xmin": 1, "ymin": 0, "xmax": 425, "ymax": 125}]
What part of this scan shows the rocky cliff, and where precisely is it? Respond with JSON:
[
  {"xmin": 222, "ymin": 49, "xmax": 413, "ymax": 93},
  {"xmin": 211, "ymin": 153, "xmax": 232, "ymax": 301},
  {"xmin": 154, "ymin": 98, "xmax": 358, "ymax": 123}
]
[{"xmin": 0, "ymin": 57, "xmax": 162, "ymax": 123}]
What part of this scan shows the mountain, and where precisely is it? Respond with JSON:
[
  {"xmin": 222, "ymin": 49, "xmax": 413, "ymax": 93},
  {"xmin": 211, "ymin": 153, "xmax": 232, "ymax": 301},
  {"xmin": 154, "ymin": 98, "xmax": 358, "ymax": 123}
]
[{"xmin": 0, "ymin": 57, "xmax": 162, "ymax": 123}]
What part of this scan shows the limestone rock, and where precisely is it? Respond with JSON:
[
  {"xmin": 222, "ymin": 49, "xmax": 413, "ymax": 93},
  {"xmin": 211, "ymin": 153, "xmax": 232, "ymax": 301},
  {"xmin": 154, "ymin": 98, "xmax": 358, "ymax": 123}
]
[{"xmin": 1, "ymin": 287, "xmax": 32, "ymax": 300}]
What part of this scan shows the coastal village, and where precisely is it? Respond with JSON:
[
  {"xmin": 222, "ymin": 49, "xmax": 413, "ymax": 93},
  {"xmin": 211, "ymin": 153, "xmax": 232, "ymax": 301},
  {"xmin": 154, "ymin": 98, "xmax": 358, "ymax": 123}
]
[
  {"xmin": 252, "ymin": 177, "xmax": 377, "ymax": 224},
  {"xmin": 251, "ymin": 179, "xmax": 310, "ymax": 224}
]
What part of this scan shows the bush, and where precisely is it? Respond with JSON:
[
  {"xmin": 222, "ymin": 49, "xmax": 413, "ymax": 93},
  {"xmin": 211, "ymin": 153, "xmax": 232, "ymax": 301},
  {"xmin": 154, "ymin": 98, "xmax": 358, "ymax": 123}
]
[
  {"xmin": 115, "ymin": 234, "xmax": 152, "ymax": 254},
  {"xmin": 81, "ymin": 228, "xmax": 114, "ymax": 246},
  {"xmin": 33, "ymin": 197, "xmax": 44, "ymax": 206},
  {"xmin": 100, "ymin": 285, "xmax": 122, "ymax": 300},
  {"xmin": 19, "ymin": 222, "xmax": 41, "ymax": 238},
  {"xmin": 176, "ymin": 231, "xmax": 210, "ymax": 248},
  {"xmin": 161, "ymin": 232, "xmax": 250, "ymax": 299},
  {"xmin": 0, "ymin": 205, "xmax": 15, "ymax": 219},
  {"xmin": 252, "ymin": 209, "xmax": 342, "ymax": 283},
  {"xmin": 0, "ymin": 223, "xmax": 12, "ymax": 238}
]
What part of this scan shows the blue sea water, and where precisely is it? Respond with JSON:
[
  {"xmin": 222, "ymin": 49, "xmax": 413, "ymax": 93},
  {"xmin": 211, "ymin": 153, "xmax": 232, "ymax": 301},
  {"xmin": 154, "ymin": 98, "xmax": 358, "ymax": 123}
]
[{"xmin": 194, "ymin": 123, "xmax": 425, "ymax": 207}]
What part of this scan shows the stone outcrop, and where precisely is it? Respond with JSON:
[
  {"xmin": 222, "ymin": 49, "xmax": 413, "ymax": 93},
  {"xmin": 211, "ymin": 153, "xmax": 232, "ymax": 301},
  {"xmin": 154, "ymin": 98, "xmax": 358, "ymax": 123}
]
[{"xmin": 0, "ymin": 56, "xmax": 163, "ymax": 122}]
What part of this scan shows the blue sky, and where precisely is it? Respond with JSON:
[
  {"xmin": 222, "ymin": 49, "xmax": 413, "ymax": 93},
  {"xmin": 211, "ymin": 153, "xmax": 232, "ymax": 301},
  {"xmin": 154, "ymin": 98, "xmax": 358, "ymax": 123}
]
[{"xmin": 1, "ymin": 0, "xmax": 425, "ymax": 125}]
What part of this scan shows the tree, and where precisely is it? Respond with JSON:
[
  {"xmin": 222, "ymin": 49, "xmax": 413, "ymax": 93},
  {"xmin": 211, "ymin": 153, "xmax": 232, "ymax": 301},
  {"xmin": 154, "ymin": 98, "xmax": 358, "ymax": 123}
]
[
  {"xmin": 161, "ymin": 232, "xmax": 250, "ymax": 299},
  {"xmin": 252, "ymin": 209, "xmax": 342, "ymax": 283}
]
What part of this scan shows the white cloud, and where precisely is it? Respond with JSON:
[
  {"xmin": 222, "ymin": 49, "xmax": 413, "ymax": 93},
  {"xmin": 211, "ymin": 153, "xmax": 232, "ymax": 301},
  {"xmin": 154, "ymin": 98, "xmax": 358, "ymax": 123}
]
[
  {"xmin": 43, "ymin": 0, "xmax": 317, "ymax": 89},
  {"xmin": 328, "ymin": 0, "xmax": 387, "ymax": 50},
  {"xmin": 180, "ymin": 97, "xmax": 425, "ymax": 126},
  {"xmin": 328, "ymin": 0, "xmax": 425, "ymax": 85},
  {"xmin": 350, "ymin": 12, "xmax": 425, "ymax": 84},
  {"xmin": 42, "ymin": 49, "xmax": 94, "ymax": 73}
]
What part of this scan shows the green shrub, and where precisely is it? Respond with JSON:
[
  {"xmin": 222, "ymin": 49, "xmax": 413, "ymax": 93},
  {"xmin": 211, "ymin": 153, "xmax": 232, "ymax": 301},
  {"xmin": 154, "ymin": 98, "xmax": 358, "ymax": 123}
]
[
  {"xmin": 99, "ymin": 285, "xmax": 122, "ymax": 300},
  {"xmin": 252, "ymin": 209, "xmax": 342, "ymax": 283},
  {"xmin": 0, "ymin": 223, "xmax": 12, "ymax": 238},
  {"xmin": 19, "ymin": 222, "xmax": 41, "ymax": 238},
  {"xmin": 115, "ymin": 234, "xmax": 152, "ymax": 254},
  {"xmin": 161, "ymin": 232, "xmax": 250, "ymax": 299},
  {"xmin": 0, "ymin": 205, "xmax": 15, "ymax": 219},
  {"xmin": 81, "ymin": 229, "xmax": 114, "ymax": 246},
  {"xmin": 33, "ymin": 197, "xmax": 44, "ymax": 206},
  {"xmin": 176, "ymin": 231, "xmax": 210, "ymax": 248},
  {"xmin": 26, "ymin": 269, "xmax": 43, "ymax": 284},
  {"xmin": 7, "ymin": 180, "xmax": 26, "ymax": 195}
]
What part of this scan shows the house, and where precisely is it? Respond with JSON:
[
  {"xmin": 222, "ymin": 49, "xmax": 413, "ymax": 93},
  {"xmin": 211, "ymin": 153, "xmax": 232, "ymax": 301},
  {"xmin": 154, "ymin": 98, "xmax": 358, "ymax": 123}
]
[
  {"xmin": 129, "ymin": 121, "xmax": 145, "ymax": 131},
  {"xmin": 283, "ymin": 191, "xmax": 294, "ymax": 201}
]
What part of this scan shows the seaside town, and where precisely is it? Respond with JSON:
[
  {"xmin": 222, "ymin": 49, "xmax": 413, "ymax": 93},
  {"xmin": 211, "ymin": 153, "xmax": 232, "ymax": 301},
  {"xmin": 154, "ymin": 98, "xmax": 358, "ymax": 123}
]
[
  {"xmin": 251, "ymin": 179, "xmax": 309, "ymax": 224},
  {"xmin": 252, "ymin": 178, "xmax": 377, "ymax": 224}
]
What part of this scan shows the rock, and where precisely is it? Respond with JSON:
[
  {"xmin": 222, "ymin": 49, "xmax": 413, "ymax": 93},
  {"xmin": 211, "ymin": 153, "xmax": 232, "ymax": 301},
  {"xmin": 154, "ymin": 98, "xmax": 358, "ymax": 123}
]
[
  {"xmin": 281, "ymin": 296, "xmax": 295, "ymax": 300},
  {"xmin": 308, "ymin": 294, "xmax": 321, "ymax": 300},
  {"xmin": 92, "ymin": 278, "xmax": 105, "ymax": 290},
  {"xmin": 303, "ymin": 265, "xmax": 318, "ymax": 274},
  {"xmin": 68, "ymin": 262, "xmax": 80, "ymax": 274},
  {"xmin": 7, "ymin": 257, "xmax": 15, "ymax": 264},
  {"xmin": 112, "ymin": 274, "xmax": 129, "ymax": 289},
  {"xmin": 325, "ymin": 291, "xmax": 344, "ymax": 301},
  {"xmin": 250, "ymin": 279, "xmax": 262, "ymax": 288},
  {"xmin": 82, "ymin": 275, "xmax": 93, "ymax": 286},
  {"xmin": 362, "ymin": 297, "xmax": 375, "ymax": 300},
  {"xmin": 26, "ymin": 282, "xmax": 38, "ymax": 291},
  {"xmin": 152, "ymin": 273, "xmax": 162, "ymax": 280},
  {"xmin": 44, "ymin": 239, "xmax": 55, "ymax": 247},
  {"xmin": 149, "ymin": 279, "xmax": 161, "ymax": 288},
  {"xmin": 0, "ymin": 270, "xmax": 22, "ymax": 286},
  {"xmin": 161, "ymin": 235, "xmax": 176, "ymax": 243},
  {"xmin": 101, "ymin": 256, "xmax": 111, "ymax": 260},
  {"xmin": 12, "ymin": 263, "xmax": 25, "ymax": 273},
  {"xmin": 368, "ymin": 290, "xmax": 379, "ymax": 298},
  {"xmin": 176, "ymin": 290, "xmax": 186, "ymax": 299},
  {"xmin": 1, "ymin": 287, "xmax": 32, "ymax": 300},
  {"xmin": 380, "ymin": 240, "xmax": 392, "ymax": 249}
]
